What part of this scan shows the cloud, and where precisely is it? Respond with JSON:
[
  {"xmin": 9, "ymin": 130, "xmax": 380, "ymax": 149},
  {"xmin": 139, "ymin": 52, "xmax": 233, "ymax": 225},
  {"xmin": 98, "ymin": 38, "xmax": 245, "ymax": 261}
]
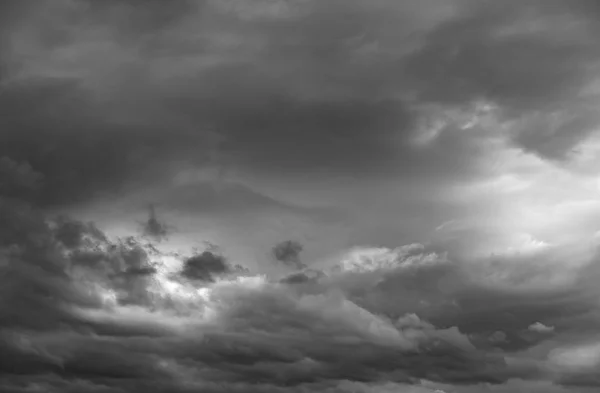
[
  {"xmin": 2, "ymin": 1, "xmax": 600, "ymax": 391},
  {"xmin": 0, "ymin": 156, "xmax": 43, "ymax": 200},
  {"xmin": 2, "ymin": 184, "xmax": 600, "ymax": 391},
  {"xmin": 529, "ymin": 322, "xmax": 556, "ymax": 334},
  {"xmin": 0, "ymin": 0, "xmax": 598, "ymax": 222},
  {"xmin": 404, "ymin": 0, "xmax": 600, "ymax": 160},
  {"xmin": 180, "ymin": 249, "xmax": 234, "ymax": 282},
  {"xmin": 272, "ymin": 240, "xmax": 305, "ymax": 270},
  {"xmin": 140, "ymin": 204, "xmax": 170, "ymax": 242},
  {"xmin": 4, "ymin": 0, "xmax": 585, "ymax": 210},
  {"xmin": 0, "ymin": 168, "xmax": 519, "ymax": 391}
]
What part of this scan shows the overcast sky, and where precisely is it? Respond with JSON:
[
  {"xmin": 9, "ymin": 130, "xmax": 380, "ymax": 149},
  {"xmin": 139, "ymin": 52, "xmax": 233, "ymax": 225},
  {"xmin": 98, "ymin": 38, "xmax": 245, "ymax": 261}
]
[{"xmin": 1, "ymin": 0, "xmax": 600, "ymax": 392}]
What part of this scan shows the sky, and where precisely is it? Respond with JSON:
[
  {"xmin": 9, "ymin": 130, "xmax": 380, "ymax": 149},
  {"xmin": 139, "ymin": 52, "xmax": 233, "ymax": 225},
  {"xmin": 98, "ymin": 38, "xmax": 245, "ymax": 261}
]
[{"xmin": 1, "ymin": 0, "xmax": 600, "ymax": 392}]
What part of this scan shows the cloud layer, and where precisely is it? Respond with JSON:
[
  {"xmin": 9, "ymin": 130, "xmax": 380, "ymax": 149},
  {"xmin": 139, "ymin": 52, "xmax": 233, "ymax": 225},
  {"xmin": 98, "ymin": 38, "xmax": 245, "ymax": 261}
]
[
  {"xmin": 2, "ymin": 159, "xmax": 600, "ymax": 392},
  {"xmin": 2, "ymin": 0, "xmax": 600, "ymax": 202},
  {"xmin": 2, "ymin": 1, "xmax": 600, "ymax": 392}
]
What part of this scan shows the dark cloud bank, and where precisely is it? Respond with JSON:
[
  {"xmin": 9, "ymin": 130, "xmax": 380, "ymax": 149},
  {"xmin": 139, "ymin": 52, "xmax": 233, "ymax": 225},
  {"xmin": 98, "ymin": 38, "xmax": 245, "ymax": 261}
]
[
  {"xmin": 2, "ymin": 0, "xmax": 600, "ymax": 205},
  {"xmin": 2, "ymin": 0, "xmax": 600, "ymax": 392}
]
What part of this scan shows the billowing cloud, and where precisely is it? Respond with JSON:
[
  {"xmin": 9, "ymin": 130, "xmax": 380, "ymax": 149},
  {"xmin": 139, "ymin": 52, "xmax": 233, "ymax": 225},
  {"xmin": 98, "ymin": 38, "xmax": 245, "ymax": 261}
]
[
  {"xmin": 2, "ymin": 0, "xmax": 600, "ymax": 391},
  {"xmin": 3, "ymin": 154, "xmax": 600, "ymax": 392}
]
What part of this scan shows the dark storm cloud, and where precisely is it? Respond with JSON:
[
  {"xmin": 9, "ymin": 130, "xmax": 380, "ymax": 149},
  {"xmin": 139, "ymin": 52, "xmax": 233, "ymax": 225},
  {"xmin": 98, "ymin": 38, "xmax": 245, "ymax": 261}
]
[
  {"xmin": 0, "ymin": 78, "xmax": 210, "ymax": 206},
  {"xmin": 0, "ymin": 1, "xmax": 526, "ymax": 207},
  {"xmin": 158, "ymin": 0, "xmax": 600, "ymax": 165},
  {"xmin": 2, "ymin": 0, "xmax": 597, "ymax": 209}
]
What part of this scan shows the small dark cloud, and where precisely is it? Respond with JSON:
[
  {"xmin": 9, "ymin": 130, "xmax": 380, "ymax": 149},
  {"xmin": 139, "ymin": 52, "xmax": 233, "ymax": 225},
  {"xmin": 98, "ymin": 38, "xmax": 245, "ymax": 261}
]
[
  {"xmin": 272, "ymin": 240, "xmax": 305, "ymax": 270},
  {"xmin": 140, "ymin": 204, "xmax": 170, "ymax": 242},
  {"xmin": 181, "ymin": 250, "xmax": 231, "ymax": 282}
]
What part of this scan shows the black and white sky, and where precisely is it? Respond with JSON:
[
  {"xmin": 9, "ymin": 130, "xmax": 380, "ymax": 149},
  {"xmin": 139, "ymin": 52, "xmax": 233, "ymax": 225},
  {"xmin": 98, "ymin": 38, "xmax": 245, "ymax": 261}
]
[{"xmin": 2, "ymin": 0, "xmax": 600, "ymax": 392}]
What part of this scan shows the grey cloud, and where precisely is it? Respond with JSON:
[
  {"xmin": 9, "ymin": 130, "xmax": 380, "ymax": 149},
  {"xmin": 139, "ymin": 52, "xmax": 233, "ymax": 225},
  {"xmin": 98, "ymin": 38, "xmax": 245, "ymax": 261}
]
[
  {"xmin": 140, "ymin": 205, "xmax": 170, "ymax": 242},
  {"xmin": 0, "ymin": 84, "xmax": 220, "ymax": 207},
  {"xmin": 0, "ymin": 170, "xmax": 520, "ymax": 391},
  {"xmin": 180, "ymin": 249, "xmax": 232, "ymax": 282},
  {"xmin": 403, "ymin": 0, "xmax": 600, "ymax": 159},
  {"xmin": 2, "ymin": 0, "xmax": 597, "ymax": 207},
  {"xmin": 1, "ymin": 159, "xmax": 165, "ymax": 328},
  {"xmin": 6, "ymin": 0, "xmax": 594, "ymax": 214},
  {"xmin": 2, "ymin": 1, "xmax": 600, "ymax": 391},
  {"xmin": 53, "ymin": 215, "xmax": 107, "ymax": 249},
  {"xmin": 156, "ymin": 181, "xmax": 342, "ymax": 218},
  {"xmin": 405, "ymin": 4, "xmax": 593, "ymax": 109},
  {"xmin": 0, "ymin": 157, "xmax": 42, "ymax": 200},
  {"xmin": 272, "ymin": 240, "xmax": 305, "ymax": 270},
  {"xmin": 5, "ymin": 157, "xmax": 590, "ymax": 389},
  {"xmin": 0, "ymin": 0, "xmax": 489, "ymax": 210},
  {"xmin": 1, "ymin": 208, "xmax": 596, "ymax": 392},
  {"xmin": 280, "ymin": 269, "xmax": 325, "ymax": 285},
  {"xmin": 320, "ymin": 245, "xmax": 600, "ymax": 363}
]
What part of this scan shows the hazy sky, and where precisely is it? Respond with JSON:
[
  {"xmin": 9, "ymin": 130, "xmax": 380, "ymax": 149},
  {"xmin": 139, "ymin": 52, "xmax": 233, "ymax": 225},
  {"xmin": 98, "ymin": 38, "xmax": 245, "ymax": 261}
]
[{"xmin": 1, "ymin": 1, "xmax": 600, "ymax": 392}]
